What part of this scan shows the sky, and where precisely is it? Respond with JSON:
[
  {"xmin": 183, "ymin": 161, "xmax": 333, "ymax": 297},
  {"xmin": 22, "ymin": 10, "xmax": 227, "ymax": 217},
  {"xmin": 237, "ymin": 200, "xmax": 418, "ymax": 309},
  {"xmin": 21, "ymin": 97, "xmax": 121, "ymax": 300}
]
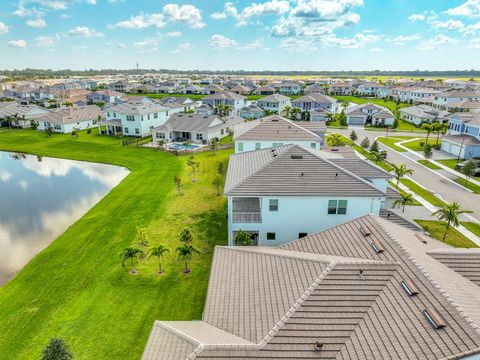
[{"xmin": 0, "ymin": 0, "xmax": 479, "ymax": 71}]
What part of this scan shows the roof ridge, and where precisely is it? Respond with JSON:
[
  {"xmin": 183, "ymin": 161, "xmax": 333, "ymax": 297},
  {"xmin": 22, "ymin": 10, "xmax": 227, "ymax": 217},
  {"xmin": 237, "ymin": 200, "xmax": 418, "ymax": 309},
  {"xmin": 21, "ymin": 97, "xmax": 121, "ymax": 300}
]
[{"xmin": 371, "ymin": 215, "xmax": 480, "ymax": 335}]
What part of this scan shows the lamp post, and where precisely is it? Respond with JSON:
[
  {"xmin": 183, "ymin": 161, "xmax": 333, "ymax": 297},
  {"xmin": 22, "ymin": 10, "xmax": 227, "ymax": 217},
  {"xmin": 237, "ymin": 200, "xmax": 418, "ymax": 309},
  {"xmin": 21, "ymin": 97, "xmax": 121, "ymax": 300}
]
[{"xmin": 456, "ymin": 138, "xmax": 465, "ymax": 164}]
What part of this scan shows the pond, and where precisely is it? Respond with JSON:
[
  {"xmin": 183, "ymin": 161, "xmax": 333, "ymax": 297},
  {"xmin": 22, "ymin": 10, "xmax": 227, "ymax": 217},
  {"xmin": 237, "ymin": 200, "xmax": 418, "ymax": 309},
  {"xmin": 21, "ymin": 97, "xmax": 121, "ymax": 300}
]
[{"xmin": 0, "ymin": 151, "xmax": 129, "ymax": 285}]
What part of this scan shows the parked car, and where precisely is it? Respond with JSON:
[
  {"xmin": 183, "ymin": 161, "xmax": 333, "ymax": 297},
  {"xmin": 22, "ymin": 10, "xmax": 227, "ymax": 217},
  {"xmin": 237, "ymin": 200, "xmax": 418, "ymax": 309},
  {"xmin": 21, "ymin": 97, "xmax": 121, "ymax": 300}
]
[
  {"xmin": 455, "ymin": 159, "xmax": 480, "ymax": 176},
  {"xmin": 380, "ymin": 150, "xmax": 387, "ymax": 160}
]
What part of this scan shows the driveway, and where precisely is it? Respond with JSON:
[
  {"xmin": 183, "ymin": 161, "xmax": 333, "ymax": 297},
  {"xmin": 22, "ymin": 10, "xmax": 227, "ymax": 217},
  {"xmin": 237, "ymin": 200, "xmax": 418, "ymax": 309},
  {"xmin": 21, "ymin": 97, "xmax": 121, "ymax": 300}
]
[{"xmin": 335, "ymin": 127, "xmax": 480, "ymax": 222}]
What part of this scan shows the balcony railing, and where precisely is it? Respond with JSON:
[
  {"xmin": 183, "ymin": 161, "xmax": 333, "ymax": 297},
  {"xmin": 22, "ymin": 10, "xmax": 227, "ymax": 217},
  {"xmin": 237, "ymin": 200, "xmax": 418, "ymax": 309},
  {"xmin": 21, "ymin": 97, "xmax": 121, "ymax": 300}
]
[{"xmin": 232, "ymin": 212, "xmax": 262, "ymax": 224}]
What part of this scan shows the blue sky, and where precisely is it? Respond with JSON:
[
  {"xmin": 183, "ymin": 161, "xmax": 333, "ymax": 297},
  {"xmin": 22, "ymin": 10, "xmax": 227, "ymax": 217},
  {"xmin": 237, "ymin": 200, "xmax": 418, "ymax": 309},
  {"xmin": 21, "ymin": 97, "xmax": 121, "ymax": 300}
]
[{"xmin": 0, "ymin": 0, "xmax": 479, "ymax": 70}]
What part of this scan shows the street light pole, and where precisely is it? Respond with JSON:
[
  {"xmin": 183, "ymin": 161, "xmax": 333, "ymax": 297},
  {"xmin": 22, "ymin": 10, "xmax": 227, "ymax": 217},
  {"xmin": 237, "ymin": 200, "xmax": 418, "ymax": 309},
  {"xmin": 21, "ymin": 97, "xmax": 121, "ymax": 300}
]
[{"xmin": 456, "ymin": 139, "xmax": 465, "ymax": 164}]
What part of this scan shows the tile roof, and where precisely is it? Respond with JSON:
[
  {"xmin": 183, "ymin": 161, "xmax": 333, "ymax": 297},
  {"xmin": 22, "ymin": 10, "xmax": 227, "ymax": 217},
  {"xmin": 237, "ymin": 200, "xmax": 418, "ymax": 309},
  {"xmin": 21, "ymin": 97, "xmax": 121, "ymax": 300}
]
[
  {"xmin": 443, "ymin": 134, "xmax": 480, "ymax": 146},
  {"xmin": 143, "ymin": 215, "xmax": 480, "ymax": 360},
  {"xmin": 292, "ymin": 93, "xmax": 336, "ymax": 104},
  {"xmin": 37, "ymin": 105, "xmax": 101, "ymax": 124},
  {"xmin": 153, "ymin": 114, "xmax": 222, "ymax": 133},
  {"xmin": 224, "ymin": 145, "xmax": 385, "ymax": 197},
  {"xmin": 428, "ymin": 249, "xmax": 480, "ymax": 286},
  {"xmin": 203, "ymin": 91, "xmax": 246, "ymax": 101},
  {"xmin": 400, "ymin": 105, "xmax": 450, "ymax": 120},
  {"xmin": 109, "ymin": 101, "xmax": 168, "ymax": 115},
  {"xmin": 329, "ymin": 158, "xmax": 392, "ymax": 179},
  {"xmin": 257, "ymin": 93, "xmax": 291, "ymax": 102}
]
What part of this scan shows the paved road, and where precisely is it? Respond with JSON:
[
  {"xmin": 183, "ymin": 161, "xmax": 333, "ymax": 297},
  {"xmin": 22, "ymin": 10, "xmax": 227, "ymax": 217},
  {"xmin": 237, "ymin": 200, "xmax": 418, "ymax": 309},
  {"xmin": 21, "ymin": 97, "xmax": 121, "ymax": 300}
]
[{"xmin": 335, "ymin": 127, "xmax": 480, "ymax": 222}]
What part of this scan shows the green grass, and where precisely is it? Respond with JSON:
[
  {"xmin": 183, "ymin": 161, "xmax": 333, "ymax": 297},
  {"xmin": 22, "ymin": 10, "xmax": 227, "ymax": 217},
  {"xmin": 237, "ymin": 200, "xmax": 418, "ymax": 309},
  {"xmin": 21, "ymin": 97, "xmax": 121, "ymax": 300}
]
[
  {"xmin": 377, "ymin": 137, "xmax": 409, "ymax": 152},
  {"xmin": 219, "ymin": 134, "xmax": 232, "ymax": 144},
  {"xmin": 402, "ymin": 138, "xmax": 441, "ymax": 151},
  {"xmin": 418, "ymin": 160, "xmax": 442, "ymax": 170},
  {"xmin": 0, "ymin": 129, "xmax": 231, "ymax": 359},
  {"xmin": 415, "ymin": 220, "xmax": 478, "ymax": 248},
  {"xmin": 455, "ymin": 178, "xmax": 480, "ymax": 194},
  {"xmin": 437, "ymin": 159, "xmax": 480, "ymax": 181},
  {"xmin": 399, "ymin": 178, "xmax": 448, "ymax": 207},
  {"xmin": 461, "ymin": 222, "xmax": 480, "ymax": 238},
  {"xmin": 388, "ymin": 181, "xmax": 421, "ymax": 206}
]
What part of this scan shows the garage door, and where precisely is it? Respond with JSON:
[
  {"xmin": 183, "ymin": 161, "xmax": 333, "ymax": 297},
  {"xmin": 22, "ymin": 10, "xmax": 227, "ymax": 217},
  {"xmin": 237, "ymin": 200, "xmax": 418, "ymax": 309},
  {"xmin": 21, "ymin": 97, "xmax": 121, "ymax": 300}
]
[{"xmin": 348, "ymin": 116, "xmax": 364, "ymax": 125}]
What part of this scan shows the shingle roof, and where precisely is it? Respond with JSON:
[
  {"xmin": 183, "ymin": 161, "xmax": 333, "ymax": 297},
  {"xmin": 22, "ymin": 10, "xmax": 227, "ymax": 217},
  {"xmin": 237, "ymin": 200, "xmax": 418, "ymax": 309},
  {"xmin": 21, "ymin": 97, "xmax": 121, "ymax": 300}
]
[
  {"xmin": 143, "ymin": 215, "xmax": 480, "ymax": 360},
  {"xmin": 224, "ymin": 145, "xmax": 385, "ymax": 197},
  {"xmin": 233, "ymin": 115, "xmax": 323, "ymax": 141}
]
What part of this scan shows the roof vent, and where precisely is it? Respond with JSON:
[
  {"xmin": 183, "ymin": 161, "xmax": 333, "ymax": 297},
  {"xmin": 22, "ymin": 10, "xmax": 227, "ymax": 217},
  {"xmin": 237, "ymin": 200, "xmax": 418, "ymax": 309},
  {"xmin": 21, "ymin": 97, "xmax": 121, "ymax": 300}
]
[
  {"xmin": 358, "ymin": 269, "xmax": 364, "ymax": 279},
  {"xmin": 331, "ymin": 148, "xmax": 339, "ymax": 152},
  {"xmin": 371, "ymin": 240, "xmax": 384, "ymax": 254},
  {"xmin": 314, "ymin": 342, "xmax": 324, "ymax": 351},
  {"xmin": 359, "ymin": 226, "xmax": 371, "ymax": 237},
  {"xmin": 272, "ymin": 118, "xmax": 279, "ymax": 122},
  {"xmin": 291, "ymin": 155, "xmax": 303, "ymax": 159},
  {"xmin": 423, "ymin": 308, "xmax": 446, "ymax": 329},
  {"xmin": 415, "ymin": 234, "xmax": 428, "ymax": 244},
  {"xmin": 401, "ymin": 279, "xmax": 419, "ymax": 296}
]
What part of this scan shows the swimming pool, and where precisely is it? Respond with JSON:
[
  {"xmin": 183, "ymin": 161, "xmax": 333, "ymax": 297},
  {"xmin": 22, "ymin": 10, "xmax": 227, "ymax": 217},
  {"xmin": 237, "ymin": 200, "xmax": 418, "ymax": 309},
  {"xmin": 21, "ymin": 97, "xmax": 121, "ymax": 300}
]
[{"xmin": 168, "ymin": 143, "xmax": 200, "ymax": 151}]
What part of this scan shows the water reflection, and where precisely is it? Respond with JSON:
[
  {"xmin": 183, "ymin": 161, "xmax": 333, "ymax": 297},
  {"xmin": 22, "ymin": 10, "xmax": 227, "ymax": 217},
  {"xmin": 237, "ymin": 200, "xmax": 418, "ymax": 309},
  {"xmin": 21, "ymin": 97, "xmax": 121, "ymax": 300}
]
[{"xmin": 0, "ymin": 152, "xmax": 129, "ymax": 285}]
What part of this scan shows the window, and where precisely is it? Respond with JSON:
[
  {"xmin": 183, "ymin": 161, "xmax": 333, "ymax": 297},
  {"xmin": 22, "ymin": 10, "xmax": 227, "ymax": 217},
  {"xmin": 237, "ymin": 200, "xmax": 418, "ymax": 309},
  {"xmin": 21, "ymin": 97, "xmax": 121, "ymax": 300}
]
[
  {"xmin": 124, "ymin": 127, "xmax": 129, "ymax": 133},
  {"xmin": 113, "ymin": 113, "xmax": 116, "ymax": 118},
  {"xmin": 147, "ymin": 114, "xmax": 150, "ymax": 120},
  {"xmin": 141, "ymin": 116, "xmax": 144, "ymax": 121},
  {"xmin": 310, "ymin": 142, "xmax": 316, "ymax": 149},
  {"xmin": 135, "ymin": 128, "xmax": 140, "ymax": 135},
  {"xmin": 107, "ymin": 112, "xmax": 110, "ymax": 117},
  {"xmin": 196, "ymin": 133, "xmax": 204, "ymax": 140},
  {"xmin": 299, "ymin": 233, "xmax": 307, "ymax": 238},
  {"xmin": 255, "ymin": 143, "xmax": 261, "ymax": 150},
  {"xmin": 266, "ymin": 232, "xmax": 276, "ymax": 241},
  {"xmin": 328, "ymin": 200, "xmax": 348, "ymax": 215},
  {"xmin": 338, "ymin": 200, "xmax": 347, "ymax": 215},
  {"xmin": 154, "ymin": 112, "xmax": 158, "ymax": 119},
  {"xmin": 269, "ymin": 199, "xmax": 279, "ymax": 211},
  {"xmin": 126, "ymin": 115, "xmax": 135, "ymax": 122},
  {"xmin": 220, "ymin": 129, "xmax": 224, "ymax": 135},
  {"xmin": 272, "ymin": 142, "xmax": 284, "ymax": 148},
  {"xmin": 237, "ymin": 142, "xmax": 244, "ymax": 152},
  {"xmin": 328, "ymin": 200, "xmax": 338, "ymax": 214},
  {"xmin": 156, "ymin": 132, "xmax": 165, "ymax": 139},
  {"xmin": 54, "ymin": 124, "xmax": 61, "ymax": 130}
]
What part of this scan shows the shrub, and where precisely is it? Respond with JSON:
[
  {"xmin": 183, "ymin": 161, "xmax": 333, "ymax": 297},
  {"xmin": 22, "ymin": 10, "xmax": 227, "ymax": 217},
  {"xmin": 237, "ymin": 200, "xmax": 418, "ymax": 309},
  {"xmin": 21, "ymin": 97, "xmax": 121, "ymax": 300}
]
[{"xmin": 41, "ymin": 338, "xmax": 72, "ymax": 360}]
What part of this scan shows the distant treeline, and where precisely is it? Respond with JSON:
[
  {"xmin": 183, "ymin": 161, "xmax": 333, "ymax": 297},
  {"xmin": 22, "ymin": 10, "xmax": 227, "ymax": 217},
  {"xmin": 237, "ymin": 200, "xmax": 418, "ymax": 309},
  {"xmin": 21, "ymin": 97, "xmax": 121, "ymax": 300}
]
[{"xmin": 1, "ymin": 68, "xmax": 479, "ymax": 79}]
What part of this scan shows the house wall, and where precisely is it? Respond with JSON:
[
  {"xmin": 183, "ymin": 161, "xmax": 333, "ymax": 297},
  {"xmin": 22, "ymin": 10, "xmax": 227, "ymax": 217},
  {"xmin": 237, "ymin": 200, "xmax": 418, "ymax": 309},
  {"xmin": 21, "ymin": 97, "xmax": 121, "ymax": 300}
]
[
  {"xmin": 107, "ymin": 110, "xmax": 168, "ymax": 137},
  {"xmin": 441, "ymin": 141, "xmax": 480, "ymax": 159},
  {"xmin": 37, "ymin": 119, "xmax": 96, "ymax": 133},
  {"xmin": 235, "ymin": 140, "xmax": 321, "ymax": 153},
  {"xmin": 227, "ymin": 196, "xmax": 383, "ymax": 246},
  {"xmin": 257, "ymin": 99, "xmax": 291, "ymax": 113}
]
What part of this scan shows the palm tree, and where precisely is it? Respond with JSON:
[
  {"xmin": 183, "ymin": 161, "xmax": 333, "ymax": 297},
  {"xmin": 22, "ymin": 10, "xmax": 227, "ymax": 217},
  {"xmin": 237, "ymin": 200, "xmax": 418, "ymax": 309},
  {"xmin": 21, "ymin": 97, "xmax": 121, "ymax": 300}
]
[
  {"xmin": 120, "ymin": 247, "xmax": 143, "ymax": 274},
  {"xmin": 393, "ymin": 193, "xmax": 415, "ymax": 213},
  {"xmin": 149, "ymin": 245, "xmax": 169, "ymax": 274},
  {"xmin": 432, "ymin": 202, "xmax": 472, "ymax": 242},
  {"xmin": 291, "ymin": 108, "xmax": 301, "ymax": 120},
  {"xmin": 328, "ymin": 134, "xmax": 346, "ymax": 147},
  {"xmin": 421, "ymin": 123, "xmax": 433, "ymax": 142},
  {"xmin": 389, "ymin": 163, "xmax": 414, "ymax": 187},
  {"xmin": 432, "ymin": 122, "xmax": 442, "ymax": 146},
  {"xmin": 223, "ymin": 104, "xmax": 232, "ymax": 116},
  {"xmin": 282, "ymin": 106, "xmax": 291, "ymax": 119},
  {"xmin": 176, "ymin": 244, "xmax": 199, "ymax": 274},
  {"xmin": 423, "ymin": 143, "xmax": 433, "ymax": 162},
  {"xmin": 136, "ymin": 226, "xmax": 149, "ymax": 260},
  {"xmin": 369, "ymin": 151, "xmax": 384, "ymax": 164}
]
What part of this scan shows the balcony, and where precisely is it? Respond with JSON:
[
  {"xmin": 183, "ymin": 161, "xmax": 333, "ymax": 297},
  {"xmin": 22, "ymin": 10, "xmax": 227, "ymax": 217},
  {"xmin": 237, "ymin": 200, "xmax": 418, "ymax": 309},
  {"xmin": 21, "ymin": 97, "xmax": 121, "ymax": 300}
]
[{"xmin": 232, "ymin": 198, "xmax": 262, "ymax": 224}]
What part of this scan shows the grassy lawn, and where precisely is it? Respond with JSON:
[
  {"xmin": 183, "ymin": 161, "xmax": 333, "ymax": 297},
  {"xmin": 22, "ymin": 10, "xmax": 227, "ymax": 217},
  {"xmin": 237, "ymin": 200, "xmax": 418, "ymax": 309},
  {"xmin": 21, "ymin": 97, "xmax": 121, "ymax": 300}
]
[
  {"xmin": 399, "ymin": 178, "xmax": 448, "ymax": 207},
  {"xmin": 461, "ymin": 222, "xmax": 480, "ymax": 238},
  {"xmin": 437, "ymin": 159, "xmax": 480, "ymax": 181},
  {"xmin": 388, "ymin": 181, "xmax": 421, "ymax": 206},
  {"xmin": 455, "ymin": 178, "xmax": 480, "ymax": 194},
  {"xmin": 377, "ymin": 137, "xmax": 409, "ymax": 152},
  {"xmin": 418, "ymin": 160, "xmax": 442, "ymax": 170},
  {"xmin": 415, "ymin": 220, "xmax": 478, "ymax": 248},
  {"xmin": 219, "ymin": 134, "xmax": 232, "ymax": 144},
  {"xmin": 0, "ymin": 129, "xmax": 231, "ymax": 359},
  {"xmin": 402, "ymin": 138, "xmax": 441, "ymax": 151}
]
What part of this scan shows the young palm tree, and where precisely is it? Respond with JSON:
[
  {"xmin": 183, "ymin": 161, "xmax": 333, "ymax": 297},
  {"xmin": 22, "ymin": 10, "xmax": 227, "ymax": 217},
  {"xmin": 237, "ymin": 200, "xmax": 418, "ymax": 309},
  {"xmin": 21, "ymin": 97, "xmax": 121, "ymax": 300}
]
[
  {"xmin": 432, "ymin": 202, "xmax": 472, "ymax": 242},
  {"xmin": 282, "ymin": 105, "xmax": 291, "ymax": 118},
  {"xmin": 136, "ymin": 226, "xmax": 149, "ymax": 260},
  {"xmin": 176, "ymin": 244, "xmax": 199, "ymax": 274},
  {"xmin": 421, "ymin": 123, "xmax": 433, "ymax": 142},
  {"xmin": 423, "ymin": 143, "xmax": 433, "ymax": 162},
  {"xmin": 120, "ymin": 247, "xmax": 143, "ymax": 274},
  {"xmin": 328, "ymin": 134, "xmax": 346, "ymax": 147},
  {"xmin": 389, "ymin": 163, "xmax": 414, "ymax": 187},
  {"xmin": 149, "ymin": 245, "xmax": 169, "ymax": 274},
  {"xmin": 393, "ymin": 193, "xmax": 415, "ymax": 213},
  {"xmin": 223, "ymin": 104, "xmax": 232, "ymax": 116},
  {"xmin": 369, "ymin": 151, "xmax": 384, "ymax": 164}
]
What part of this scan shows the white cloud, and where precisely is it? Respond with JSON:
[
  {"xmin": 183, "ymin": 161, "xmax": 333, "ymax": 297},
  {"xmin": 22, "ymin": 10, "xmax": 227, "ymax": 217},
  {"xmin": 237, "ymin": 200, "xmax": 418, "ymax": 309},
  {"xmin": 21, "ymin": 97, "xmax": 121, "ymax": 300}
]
[
  {"xmin": 162, "ymin": 4, "xmax": 206, "ymax": 28},
  {"xmin": 0, "ymin": 22, "xmax": 9, "ymax": 35},
  {"xmin": 211, "ymin": 2, "xmax": 237, "ymax": 20},
  {"xmin": 470, "ymin": 38, "xmax": 480, "ymax": 48},
  {"xmin": 211, "ymin": 0, "xmax": 289, "ymax": 25},
  {"xmin": 26, "ymin": 18, "xmax": 47, "ymax": 27},
  {"xmin": 321, "ymin": 33, "xmax": 382, "ymax": 49},
  {"xmin": 0, "ymin": 169, "xmax": 12, "ymax": 182},
  {"xmin": 446, "ymin": 0, "xmax": 480, "ymax": 17},
  {"xmin": 36, "ymin": 35, "xmax": 55, "ymax": 46},
  {"xmin": 390, "ymin": 34, "xmax": 420, "ymax": 46},
  {"xmin": 417, "ymin": 34, "xmax": 457, "ymax": 51},
  {"xmin": 461, "ymin": 21, "xmax": 480, "ymax": 35},
  {"xmin": 169, "ymin": 42, "xmax": 194, "ymax": 53},
  {"xmin": 165, "ymin": 31, "xmax": 182, "ymax": 37},
  {"xmin": 133, "ymin": 37, "xmax": 159, "ymax": 50},
  {"xmin": 209, "ymin": 34, "xmax": 237, "ymax": 48},
  {"xmin": 68, "ymin": 26, "xmax": 104, "ymax": 38},
  {"xmin": 431, "ymin": 19, "xmax": 465, "ymax": 30},
  {"xmin": 7, "ymin": 39, "xmax": 28, "ymax": 48},
  {"xmin": 408, "ymin": 13, "xmax": 425, "ymax": 22},
  {"xmin": 235, "ymin": 39, "xmax": 263, "ymax": 50},
  {"xmin": 114, "ymin": 13, "xmax": 165, "ymax": 29},
  {"xmin": 280, "ymin": 38, "xmax": 317, "ymax": 53}
]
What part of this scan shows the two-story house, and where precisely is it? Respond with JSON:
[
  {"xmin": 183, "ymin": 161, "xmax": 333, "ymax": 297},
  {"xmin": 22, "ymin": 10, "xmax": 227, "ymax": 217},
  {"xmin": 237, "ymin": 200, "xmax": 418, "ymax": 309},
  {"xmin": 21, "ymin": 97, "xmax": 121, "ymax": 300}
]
[
  {"xmin": 346, "ymin": 103, "xmax": 395, "ymax": 126},
  {"xmin": 239, "ymin": 104, "xmax": 265, "ymax": 119},
  {"xmin": 433, "ymin": 91, "xmax": 480, "ymax": 109},
  {"xmin": 256, "ymin": 94, "xmax": 291, "ymax": 114},
  {"xmin": 201, "ymin": 92, "xmax": 247, "ymax": 114},
  {"xmin": 224, "ymin": 144, "xmax": 392, "ymax": 246},
  {"xmin": 278, "ymin": 82, "xmax": 302, "ymax": 95},
  {"xmin": 291, "ymin": 93, "xmax": 337, "ymax": 115},
  {"xmin": 233, "ymin": 115, "xmax": 325, "ymax": 152},
  {"xmin": 0, "ymin": 101, "xmax": 50, "ymax": 128},
  {"xmin": 442, "ymin": 113, "xmax": 480, "ymax": 159}
]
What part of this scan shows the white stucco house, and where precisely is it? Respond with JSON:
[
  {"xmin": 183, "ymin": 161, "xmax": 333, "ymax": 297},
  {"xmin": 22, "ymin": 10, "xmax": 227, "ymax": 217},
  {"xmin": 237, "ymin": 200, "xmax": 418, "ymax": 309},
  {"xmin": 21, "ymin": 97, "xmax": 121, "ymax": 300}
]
[
  {"xmin": 441, "ymin": 113, "xmax": 480, "ymax": 159},
  {"xmin": 201, "ymin": 92, "xmax": 247, "ymax": 114},
  {"xmin": 346, "ymin": 103, "xmax": 395, "ymax": 126},
  {"xmin": 399, "ymin": 105, "xmax": 450, "ymax": 126},
  {"xmin": 291, "ymin": 93, "xmax": 337, "ymax": 115},
  {"xmin": 433, "ymin": 91, "xmax": 480, "ymax": 109},
  {"xmin": 36, "ymin": 105, "xmax": 102, "ymax": 133},
  {"xmin": 239, "ymin": 104, "xmax": 265, "ymax": 119},
  {"xmin": 278, "ymin": 82, "xmax": 302, "ymax": 95},
  {"xmin": 256, "ymin": 94, "xmax": 291, "ymax": 114},
  {"xmin": 152, "ymin": 114, "xmax": 243, "ymax": 144},
  {"xmin": 224, "ymin": 144, "xmax": 393, "ymax": 246},
  {"xmin": 0, "ymin": 101, "xmax": 50, "ymax": 128},
  {"xmin": 233, "ymin": 115, "xmax": 325, "ymax": 152}
]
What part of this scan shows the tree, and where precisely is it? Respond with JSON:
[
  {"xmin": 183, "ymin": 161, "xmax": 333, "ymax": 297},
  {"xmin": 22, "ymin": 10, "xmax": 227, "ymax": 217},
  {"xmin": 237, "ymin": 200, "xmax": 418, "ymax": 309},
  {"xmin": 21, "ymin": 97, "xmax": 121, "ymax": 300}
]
[
  {"xmin": 209, "ymin": 138, "xmax": 218, "ymax": 152},
  {"xmin": 369, "ymin": 140, "xmax": 380, "ymax": 153},
  {"xmin": 432, "ymin": 202, "xmax": 472, "ymax": 242},
  {"xmin": 360, "ymin": 137, "xmax": 370, "ymax": 149},
  {"xmin": 212, "ymin": 175, "xmax": 222, "ymax": 196},
  {"xmin": 461, "ymin": 160, "xmax": 476, "ymax": 185},
  {"xmin": 369, "ymin": 151, "xmax": 384, "ymax": 164},
  {"xmin": 136, "ymin": 226, "xmax": 149, "ymax": 259},
  {"xmin": 432, "ymin": 122, "xmax": 443, "ymax": 146},
  {"xmin": 421, "ymin": 123, "xmax": 433, "ymax": 142},
  {"xmin": 282, "ymin": 106, "xmax": 291, "ymax": 119},
  {"xmin": 423, "ymin": 143, "xmax": 433, "ymax": 162},
  {"xmin": 176, "ymin": 244, "xmax": 199, "ymax": 274},
  {"xmin": 223, "ymin": 104, "xmax": 232, "ymax": 116},
  {"xmin": 393, "ymin": 193, "xmax": 415, "ymax": 213},
  {"xmin": 186, "ymin": 155, "xmax": 200, "ymax": 182},
  {"xmin": 120, "ymin": 247, "xmax": 143, "ymax": 274},
  {"xmin": 179, "ymin": 228, "xmax": 193, "ymax": 245},
  {"xmin": 291, "ymin": 107, "xmax": 301, "ymax": 120},
  {"xmin": 338, "ymin": 112, "xmax": 348, "ymax": 126},
  {"xmin": 41, "ymin": 338, "xmax": 72, "ymax": 360},
  {"xmin": 328, "ymin": 134, "xmax": 346, "ymax": 147},
  {"xmin": 389, "ymin": 163, "xmax": 414, "ymax": 187},
  {"xmin": 174, "ymin": 176, "xmax": 183, "ymax": 195},
  {"xmin": 217, "ymin": 161, "xmax": 226, "ymax": 177},
  {"xmin": 349, "ymin": 130, "xmax": 358, "ymax": 142},
  {"xmin": 326, "ymin": 112, "xmax": 335, "ymax": 124},
  {"xmin": 149, "ymin": 245, "xmax": 169, "ymax": 274},
  {"xmin": 235, "ymin": 230, "xmax": 252, "ymax": 246}
]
